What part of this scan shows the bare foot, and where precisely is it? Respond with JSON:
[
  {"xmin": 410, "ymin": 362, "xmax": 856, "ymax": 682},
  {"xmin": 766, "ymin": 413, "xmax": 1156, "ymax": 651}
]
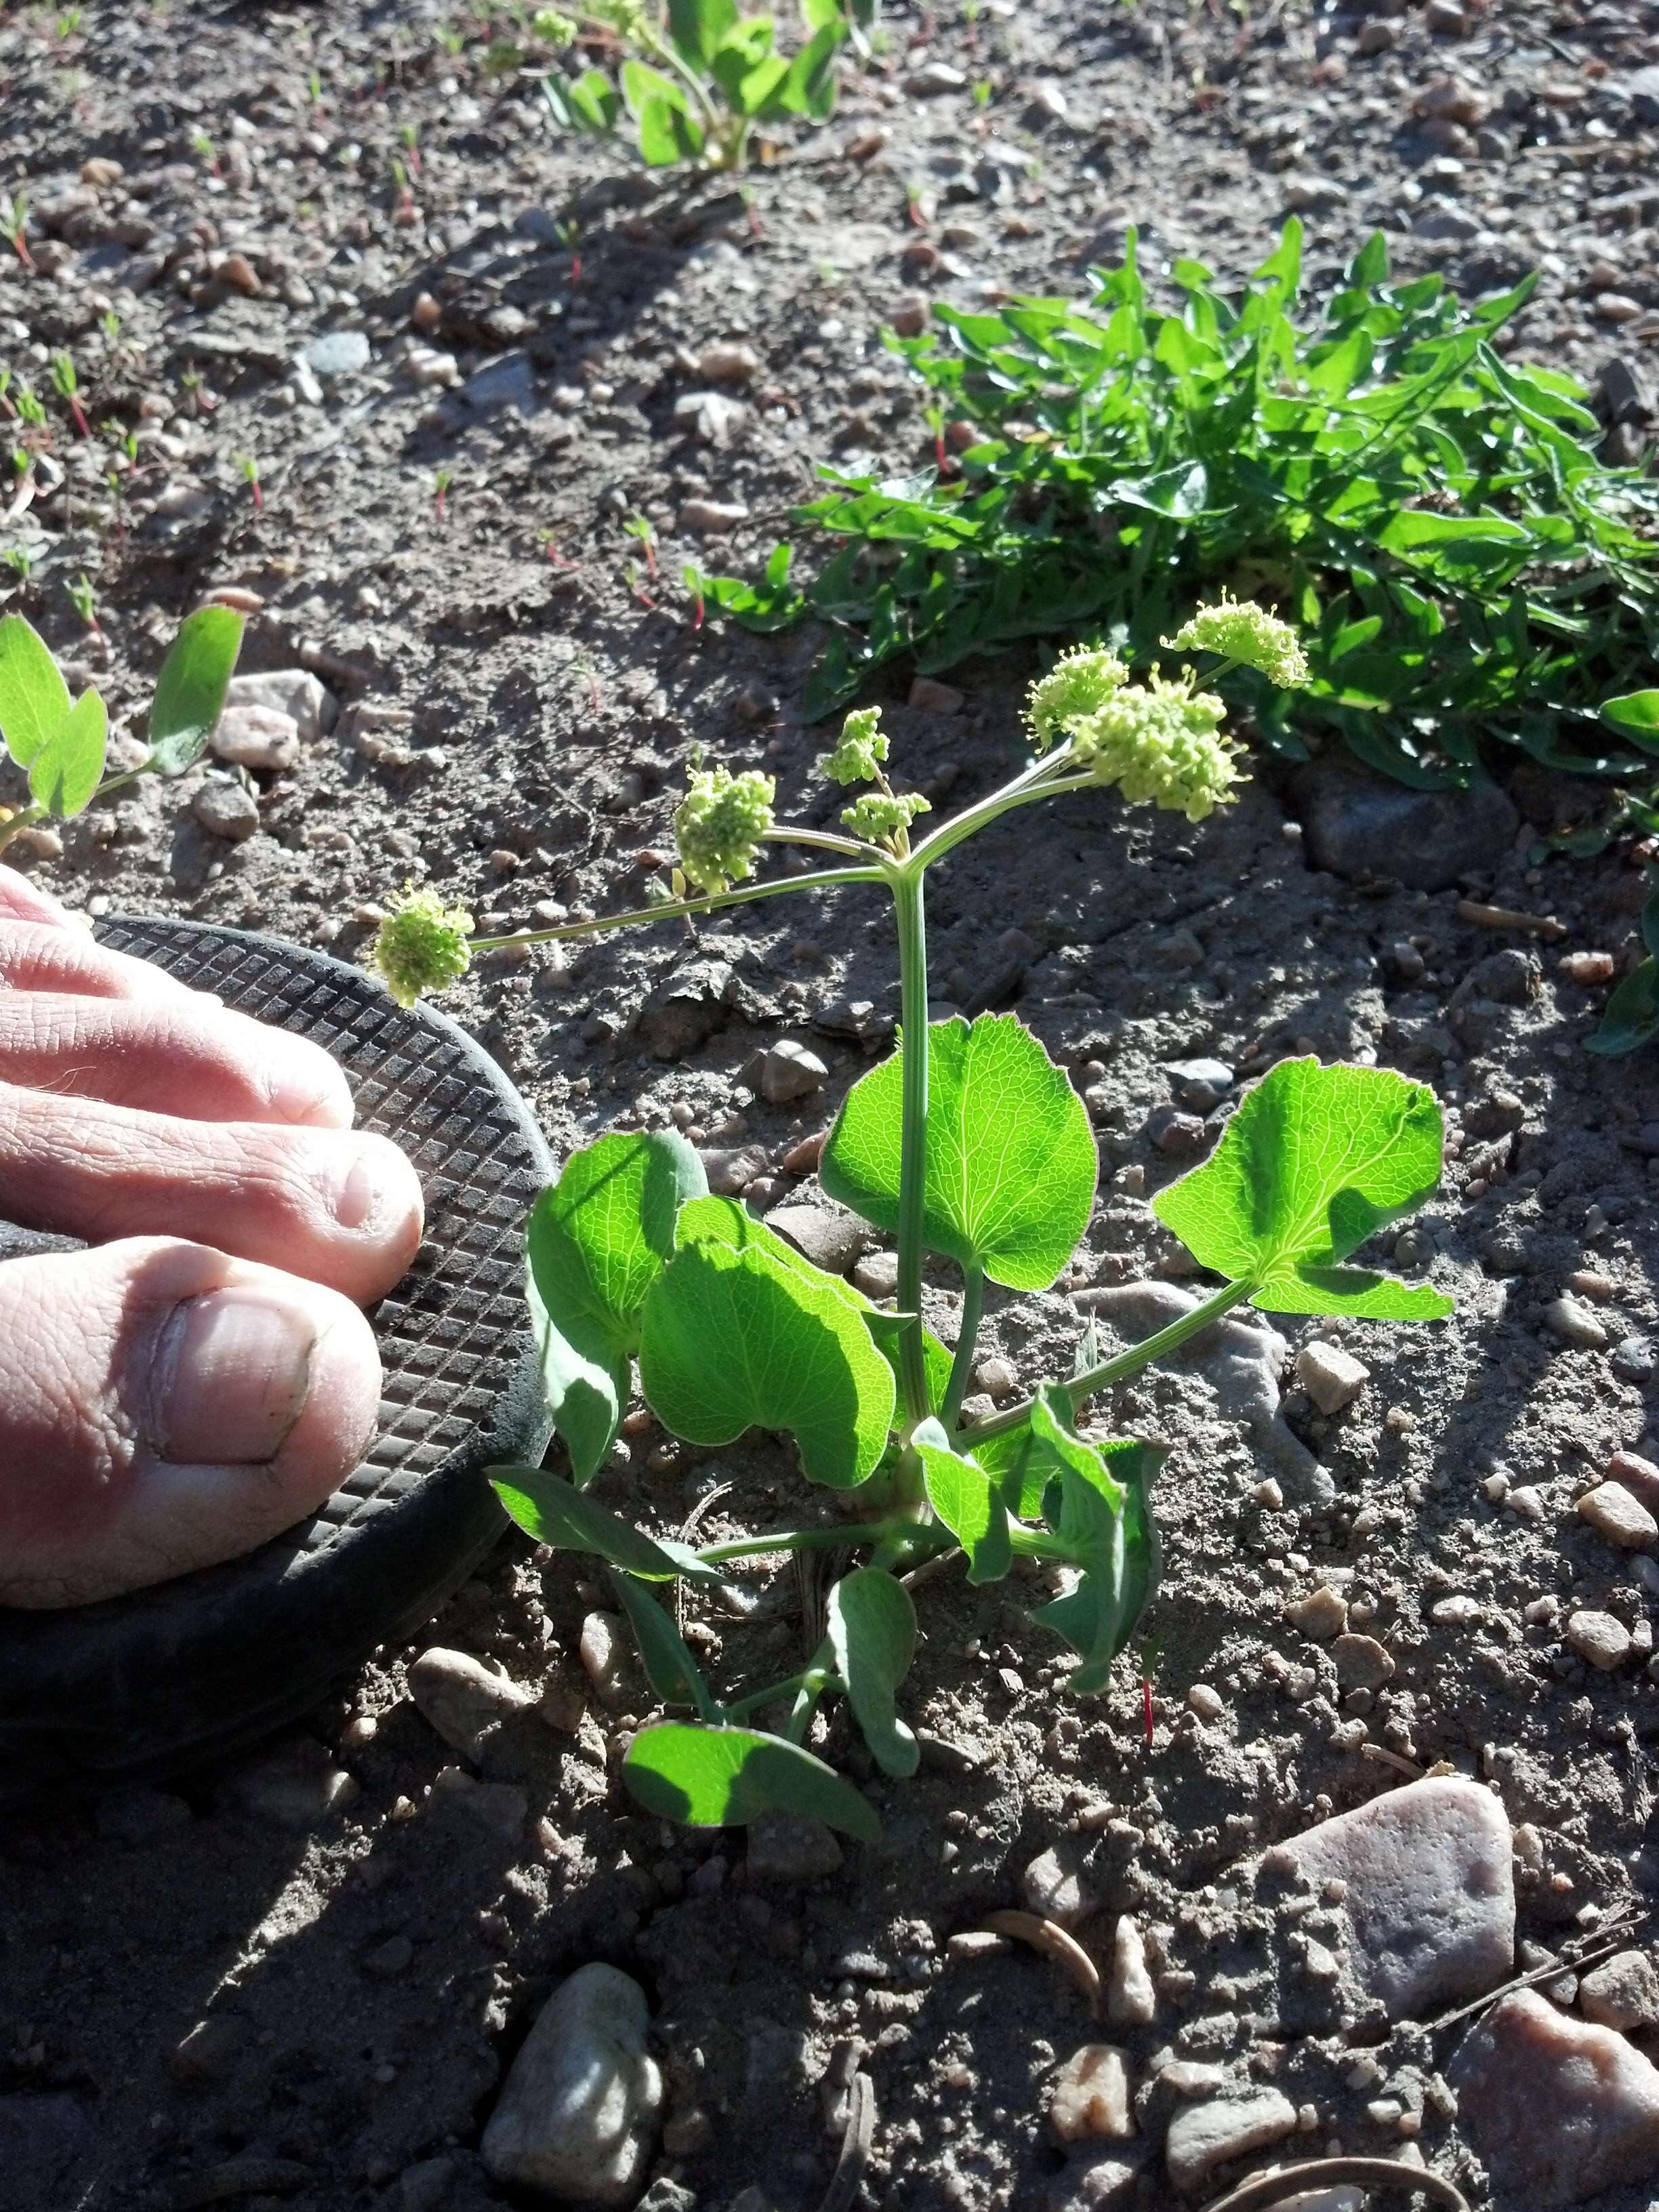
[{"xmin": 0, "ymin": 868, "xmax": 424, "ymax": 1608}]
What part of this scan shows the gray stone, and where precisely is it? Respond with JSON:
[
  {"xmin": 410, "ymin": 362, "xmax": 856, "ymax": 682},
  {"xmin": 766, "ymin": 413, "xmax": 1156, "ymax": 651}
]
[
  {"xmin": 1164, "ymin": 1057, "xmax": 1233, "ymax": 1110},
  {"xmin": 460, "ymin": 350, "xmax": 535, "ymax": 416},
  {"xmin": 298, "ymin": 329, "xmax": 371, "ymax": 377},
  {"xmin": 758, "ymin": 1037, "xmax": 829, "ymax": 1104},
  {"xmin": 1047, "ymin": 2155, "xmax": 1141, "ymax": 2210},
  {"xmin": 192, "ymin": 779, "xmax": 260, "ymax": 842},
  {"xmin": 1580, "ymin": 1949, "xmax": 1659, "ymax": 2034},
  {"xmin": 407, "ymin": 1647, "xmax": 536, "ymax": 1759},
  {"xmin": 1290, "ymin": 759, "xmax": 1519, "ymax": 891},
  {"xmin": 1567, "ymin": 1610, "xmax": 1633, "ymax": 1671},
  {"xmin": 1296, "ymin": 1340, "xmax": 1370, "ymax": 1414},
  {"xmin": 638, "ymin": 959, "xmax": 733, "ymax": 1057},
  {"xmin": 211, "ymin": 703, "xmax": 300, "ymax": 772},
  {"xmin": 223, "ymin": 668, "xmax": 336, "ymax": 740},
  {"xmin": 1267, "ymin": 1777, "xmax": 1513, "ymax": 2020},
  {"xmin": 1050, "ymin": 2045, "xmax": 1134, "ymax": 2144},
  {"xmin": 1166, "ymin": 2090, "xmax": 1298, "ymax": 2192},
  {"xmin": 699, "ymin": 1145, "xmax": 769, "ymax": 1197},
  {"xmin": 763, "ymin": 1202, "xmax": 866, "ymax": 1276},
  {"xmin": 482, "ymin": 1965, "xmax": 662, "ymax": 2205},
  {"xmin": 853, "ymin": 1250, "xmax": 899, "ymax": 1300},
  {"xmin": 1023, "ymin": 1847, "xmax": 1094, "ymax": 1929},
  {"xmin": 746, "ymin": 1811, "xmax": 844, "ymax": 1884},
  {"xmin": 1107, "ymin": 1915, "xmax": 1156, "ymax": 2026},
  {"xmin": 1452, "ymin": 1987, "xmax": 1659, "ymax": 2208},
  {"xmin": 230, "ymin": 1738, "xmax": 359, "ymax": 1830}
]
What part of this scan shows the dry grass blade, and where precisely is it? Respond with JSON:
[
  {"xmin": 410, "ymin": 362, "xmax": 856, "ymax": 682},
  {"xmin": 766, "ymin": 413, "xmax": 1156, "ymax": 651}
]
[
  {"xmin": 1199, "ymin": 2154, "xmax": 1471, "ymax": 2212},
  {"xmin": 1456, "ymin": 899, "xmax": 1568, "ymax": 939},
  {"xmin": 815, "ymin": 2070, "xmax": 874, "ymax": 2212},
  {"xmin": 1430, "ymin": 1905, "xmax": 1653, "ymax": 2032},
  {"xmin": 981, "ymin": 1908, "xmax": 1101, "ymax": 2014}
]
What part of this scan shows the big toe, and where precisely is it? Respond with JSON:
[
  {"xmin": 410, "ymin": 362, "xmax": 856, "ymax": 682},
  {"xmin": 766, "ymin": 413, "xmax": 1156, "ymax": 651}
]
[{"xmin": 0, "ymin": 1237, "xmax": 382, "ymax": 1608}]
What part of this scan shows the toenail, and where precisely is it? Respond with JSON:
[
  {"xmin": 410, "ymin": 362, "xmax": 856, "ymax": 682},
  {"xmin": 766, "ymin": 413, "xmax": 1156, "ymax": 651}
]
[
  {"xmin": 146, "ymin": 1287, "xmax": 316, "ymax": 1465},
  {"xmin": 327, "ymin": 1142, "xmax": 404, "ymax": 1233}
]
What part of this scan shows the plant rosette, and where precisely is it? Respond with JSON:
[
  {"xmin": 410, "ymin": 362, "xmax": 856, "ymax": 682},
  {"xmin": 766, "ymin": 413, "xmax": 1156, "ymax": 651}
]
[{"xmin": 371, "ymin": 604, "xmax": 1454, "ymax": 1842}]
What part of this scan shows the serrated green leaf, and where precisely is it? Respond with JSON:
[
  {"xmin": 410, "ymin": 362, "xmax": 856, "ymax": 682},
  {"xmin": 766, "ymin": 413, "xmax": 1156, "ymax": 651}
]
[
  {"xmin": 913, "ymin": 1417, "xmax": 1010, "ymax": 1582},
  {"xmin": 489, "ymin": 1463, "xmax": 691, "ymax": 1580},
  {"xmin": 821, "ymin": 1014, "xmax": 1097, "ymax": 1292},
  {"xmin": 825, "ymin": 1566, "xmax": 918, "ymax": 1776},
  {"xmin": 528, "ymin": 1131, "xmax": 708, "ymax": 1483},
  {"xmin": 27, "ymin": 685, "xmax": 105, "ymax": 818},
  {"xmin": 0, "ymin": 613, "xmax": 70, "ymax": 769},
  {"xmin": 608, "ymin": 1569, "xmax": 718, "ymax": 1717},
  {"xmin": 640, "ymin": 1238, "xmax": 895, "ymax": 1486},
  {"xmin": 1151, "ymin": 1057, "xmax": 1453, "ymax": 1319},
  {"xmin": 624, "ymin": 1721, "xmax": 879, "ymax": 1839},
  {"xmin": 147, "ymin": 607, "xmax": 243, "ymax": 777}
]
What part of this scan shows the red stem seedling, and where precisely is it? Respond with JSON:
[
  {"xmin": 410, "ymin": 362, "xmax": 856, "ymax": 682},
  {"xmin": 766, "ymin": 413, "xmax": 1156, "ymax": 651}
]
[
  {"xmin": 235, "ymin": 452, "xmax": 262, "ymax": 512},
  {"xmin": 1, "ymin": 194, "xmax": 33, "ymax": 272},
  {"xmin": 432, "ymin": 467, "xmax": 451, "ymax": 521},
  {"xmin": 50, "ymin": 352, "xmax": 87, "ymax": 438}
]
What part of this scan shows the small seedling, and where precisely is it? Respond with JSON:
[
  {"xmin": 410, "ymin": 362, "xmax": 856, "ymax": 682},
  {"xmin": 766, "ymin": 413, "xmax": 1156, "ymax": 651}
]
[
  {"xmin": 553, "ymin": 214, "xmax": 582, "ymax": 283},
  {"xmin": 432, "ymin": 466, "xmax": 453, "ymax": 520},
  {"xmin": 66, "ymin": 574, "xmax": 98, "ymax": 634},
  {"xmin": 49, "ymin": 351, "xmax": 88, "ymax": 438},
  {"xmin": 2, "ymin": 549, "xmax": 32, "ymax": 584},
  {"xmin": 0, "ymin": 606, "xmax": 243, "ymax": 858},
  {"xmin": 623, "ymin": 512, "xmax": 659, "ymax": 576},
  {"xmin": 2, "ymin": 193, "xmax": 34, "ymax": 270},
  {"xmin": 190, "ymin": 129, "xmax": 220, "ymax": 175},
  {"xmin": 233, "ymin": 451, "xmax": 262, "ymax": 512},
  {"xmin": 369, "ymin": 603, "xmax": 1455, "ymax": 1841},
  {"xmin": 540, "ymin": 0, "xmax": 848, "ymax": 175},
  {"xmin": 178, "ymin": 367, "xmax": 215, "ymax": 418},
  {"xmin": 400, "ymin": 119, "xmax": 422, "ymax": 176}
]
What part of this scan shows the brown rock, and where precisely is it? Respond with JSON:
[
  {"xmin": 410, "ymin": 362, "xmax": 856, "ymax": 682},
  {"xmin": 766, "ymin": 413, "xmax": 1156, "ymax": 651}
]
[
  {"xmin": 1451, "ymin": 1988, "xmax": 1659, "ymax": 2209},
  {"xmin": 1578, "ymin": 1481, "xmax": 1658, "ymax": 1551},
  {"xmin": 1580, "ymin": 1950, "xmax": 1659, "ymax": 2034},
  {"xmin": 1050, "ymin": 2045, "xmax": 1134, "ymax": 2144},
  {"xmin": 1332, "ymin": 1632, "xmax": 1394, "ymax": 1689}
]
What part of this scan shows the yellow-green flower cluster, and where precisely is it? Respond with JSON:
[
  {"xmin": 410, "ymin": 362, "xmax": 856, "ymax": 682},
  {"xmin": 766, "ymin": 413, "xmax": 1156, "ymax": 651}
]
[
  {"xmin": 674, "ymin": 764, "xmax": 776, "ymax": 894},
  {"xmin": 533, "ymin": 7, "xmax": 579, "ymax": 43},
  {"xmin": 1025, "ymin": 644, "xmax": 1129, "ymax": 753},
  {"xmin": 842, "ymin": 789, "xmax": 930, "ymax": 848},
  {"xmin": 1069, "ymin": 675, "xmax": 1242, "ymax": 822},
  {"xmin": 819, "ymin": 705, "xmax": 888, "ymax": 785},
  {"xmin": 1164, "ymin": 595, "xmax": 1309, "ymax": 689},
  {"xmin": 585, "ymin": 0, "xmax": 645, "ymax": 34},
  {"xmin": 372, "ymin": 886, "xmax": 476, "ymax": 1008}
]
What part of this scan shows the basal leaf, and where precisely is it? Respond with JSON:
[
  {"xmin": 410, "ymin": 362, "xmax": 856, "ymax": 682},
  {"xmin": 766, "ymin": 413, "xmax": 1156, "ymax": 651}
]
[
  {"xmin": 639, "ymin": 1239, "xmax": 895, "ymax": 1486},
  {"xmin": 825, "ymin": 1567, "xmax": 918, "ymax": 1777},
  {"xmin": 779, "ymin": 17, "xmax": 842, "ymax": 118},
  {"xmin": 489, "ymin": 1463, "xmax": 692, "ymax": 1580},
  {"xmin": 624, "ymin": 1721, "xmax": 880, "ymax": 1840},
  {"xmin": 27, "ymin": 685, "xmax": 105, "ymax": 818},
  {"xmin": 148, "ymin": 607, "xmax": 244, "ymax": 777},
  {"xmin": 1151, "ymin": 1057, "xmax": 1453, "ymax": 1319},
  {"xmin": 821, "ymin": 1014, "xmax": 1097, "ymax": 1292},
  {"xmin": 1027, "ymin": 1389, "xmax": 1163, "ymax": 1694},
  {"xmin": 0, "ymin": 613, "xmax": 70, "ymax": 769},
  {"xmin": 667, "ymin": 0, "xmax": 738, "ymax": 66},
  {"xmin": 1586, "ymin": 958, "xmax": 1659, "ymax": 1059},
  {"xmin": 913, "ymin": 1417, "xmax": 1010, "ymax": 1582},
  {"xmin": 528, "ymin": 1131, "xmax": 708, "ymax": 1483},
  {"xmin": 636, "ymin": 92, "xmax": 705, "ymax": 164},
  {"xmin": 608, "ymin": 1569, "xmax": 717, "ymax": 1718},
  {"xmin": 1602, "ymin": 691, "xmax": 1659, "ymax": 754}
]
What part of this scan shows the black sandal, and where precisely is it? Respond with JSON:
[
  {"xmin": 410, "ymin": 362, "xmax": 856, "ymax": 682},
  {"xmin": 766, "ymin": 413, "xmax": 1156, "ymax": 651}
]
[{"xmin": 0, "ymin": 914, "xmax": 552, "ymax": 1803}]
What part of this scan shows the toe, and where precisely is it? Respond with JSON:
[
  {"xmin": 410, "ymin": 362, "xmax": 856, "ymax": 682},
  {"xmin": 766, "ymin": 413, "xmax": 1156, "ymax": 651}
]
[{"xmin": 0, "ymin": 1237, "xmax": 382, "ymax": 1609}]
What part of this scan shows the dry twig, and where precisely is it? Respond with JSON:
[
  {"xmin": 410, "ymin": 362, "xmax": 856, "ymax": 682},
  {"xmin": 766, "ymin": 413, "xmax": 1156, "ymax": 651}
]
[{"xmin": 981, "ymin": 1908, "xmax": 1102, "ymax": 2014}]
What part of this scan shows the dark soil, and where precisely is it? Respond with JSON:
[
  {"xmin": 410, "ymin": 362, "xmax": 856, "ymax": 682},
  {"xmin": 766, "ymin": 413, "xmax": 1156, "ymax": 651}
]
[{"xmin": 3, "ymin": 1, "xmax": 1659, "ymax": 2209}]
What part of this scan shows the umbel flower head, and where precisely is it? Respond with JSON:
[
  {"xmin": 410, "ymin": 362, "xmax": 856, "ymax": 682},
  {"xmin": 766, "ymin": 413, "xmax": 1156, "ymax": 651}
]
[
  {"xmin": 674, "ymin": 762, "xmax": 776, "ymax": 895},
  {"xmin": 372, "ymin": 886, "xmax": 476, "ymax": 1008},
  {"xmin": 1164, "ymin": 594, "xmax": 1310, "ymax": 689},
  {"xmin": 842, "ymin": 788, "xmax": 930, "ymax": 849},
  {"xmin": 584, "ymin": 0, "xmax": 646, "ymax": 33},
  {"xmin": 533, "ymin": 7, "xmax": 579, "ymax": 42},
  {"xmin": 1068, "ymin": 674, "xmax": 1242, "ymax": 822},
  {"xmin": 1025, "ymin": 644, "xmax": 1130, "ymax": 754},
  {"xmin": 819, "ymin": 705, "xmax": 888, "ymax": 786}
]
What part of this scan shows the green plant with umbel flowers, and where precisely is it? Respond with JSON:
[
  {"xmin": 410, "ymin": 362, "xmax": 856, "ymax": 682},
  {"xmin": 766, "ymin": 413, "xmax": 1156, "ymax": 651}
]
[
  {"xmin": 372, "ymin": 602, "xmax": 1455, "ymax": 1843},
  {"xmin": 538, "ymin": 0, "xmax": 847, "ymax": 171}
]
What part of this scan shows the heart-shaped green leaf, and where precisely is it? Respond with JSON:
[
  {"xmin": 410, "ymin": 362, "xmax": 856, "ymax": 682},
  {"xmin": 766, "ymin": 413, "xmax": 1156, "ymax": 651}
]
[
  {"xmin": 1599, "ymin": 691, "xmax": 1659, "ymax": 750},
  {"xmin": 821, "ymin": 1014, "xmax": 1097, "ymax": 1292},
  {"xmin": 825, "ymin": 1567, "xmax": 918, "ymax": 1777},
  {"xmin": 624, "ymin": 1721, "xmax": 880, "ymax": 1841},
  {"xmin": 1586, "ymin": 958, "xmax": 1659, "ymax": 1059},
  {"xmin": 640, "ymin": 1237, "xmax": 895, "ymax": 1486},
  {"xmin": 667, "ymin": 0, "xmax": 738, "ymax": 66},
  {"xmin": 607, "ymin": 1570, "xmax": 717, "ymax": 1718},
  {"xmin": 27, "ymin": 684, "xmax": 105, "ymax": 818},
  {"xmin": 1151, "ymin": 1057, "xmax": 1452, "ymax": 1319},
  {"xmin": 528, "ymin": 1130, "xmax": 708, "ymax": 1483},
  {"xmin": 779, "ymin": 16, "xmax": 842, "ymax": 118},
  {"xmin": 489, "ymin": 1463, "xmax": 695, "ymax": 1580},
  {"xmin": 147, "ymin": 607, "xmax": 244, "ymax": 776},
  {"xmin": 0, "ymin": 613, "xmax": 70, "ymax": 769},
  {"xmin": 913, "ymin": 1417, "xmax": 1010, "ymax": 1582},
  {"xmin": 1025, "ymin": 1389, "xmax": 1164, "ymax": 1694}
]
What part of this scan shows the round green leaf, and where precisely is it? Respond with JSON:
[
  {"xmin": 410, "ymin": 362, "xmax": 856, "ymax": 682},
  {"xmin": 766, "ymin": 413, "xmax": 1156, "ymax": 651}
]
[
  {"xmin": 0, "ymin": 613, "xmax": 70, "ymax": 769},
  {"xmin": 1151, "ymin": 1057, "xmax": 1453, "ymax": 1320},
  {"xmin": 1601, "ymin": 691, "xmax": 1659, "ymax": 753},
  {"xmin": 825, "ymin": 1566, "xmax": 918, "ymax": 1777},
  {"xmin": 528, "ymin": 1131, "xmax": 707, "ymax": 1483},
  {"xmin": 27, "ymin": 685, "xmax": 106, "ymax": 818},
  {"xmin": 639, "ymin": 1239, "xmax": 895, "ymax": 1487},
  {"xmin": 821, "ymin": 1013, "xmax": 1097, "ymax": 1292},
  {"xmin": 623, "ymin": 1721, "xmax": 880, "ymax": 1841}
]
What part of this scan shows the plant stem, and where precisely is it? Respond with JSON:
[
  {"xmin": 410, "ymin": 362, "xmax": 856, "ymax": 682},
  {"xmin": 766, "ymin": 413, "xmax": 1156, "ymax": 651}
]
[
  {"xmin": 941, "ymin": 1263, "xmax": 983, "ymax": 1431},
  {"xmin": 722, "ymin": 1666, "xmax": 836, "ymax": 1722},
  {"xmin": 962, "ymin": 1276, "xmax": 1256, "ymax": 1446},
  {"xmin": 909, "ymin": 756, "xmax": 1095, "ymax": 872},
  {"xmin": 696, "ymin": 1519, "xmax": 908, "ymax": 1564},
  {"xmin": 760, "ymin": 824, "xmax": 874, "ymax": 861},
  {"xmin": 468, "ymin": 861, "xmax": 881, "ymax": 953},
  {"xmin": 0, "ymin": 802, "xmax": 46, "ymax": 857},
  {"xmin": 891, "ymin": 863, "xmax": 933, "ymax": 1441}
]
